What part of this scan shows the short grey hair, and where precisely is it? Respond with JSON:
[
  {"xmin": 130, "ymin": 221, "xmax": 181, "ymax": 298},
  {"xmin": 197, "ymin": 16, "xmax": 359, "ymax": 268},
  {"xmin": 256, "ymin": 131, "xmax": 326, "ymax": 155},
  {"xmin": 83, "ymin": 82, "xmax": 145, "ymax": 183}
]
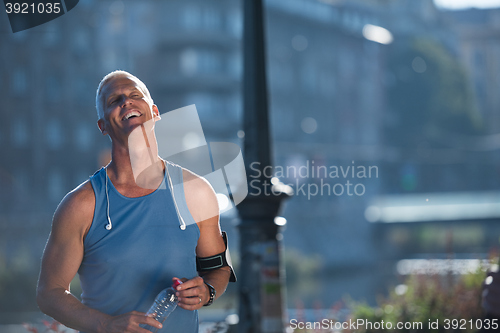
[{"xmin": 95, "ymin": 70, "xmax": 154, "ymax": 120}]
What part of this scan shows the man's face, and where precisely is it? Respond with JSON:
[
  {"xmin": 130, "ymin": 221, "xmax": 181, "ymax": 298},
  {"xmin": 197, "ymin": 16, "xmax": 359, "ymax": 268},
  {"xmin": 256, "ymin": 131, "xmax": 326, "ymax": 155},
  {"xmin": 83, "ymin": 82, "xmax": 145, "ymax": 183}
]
[{"xmin": 97, "ymin": 76, "xmax": 159, "ymax": 142}]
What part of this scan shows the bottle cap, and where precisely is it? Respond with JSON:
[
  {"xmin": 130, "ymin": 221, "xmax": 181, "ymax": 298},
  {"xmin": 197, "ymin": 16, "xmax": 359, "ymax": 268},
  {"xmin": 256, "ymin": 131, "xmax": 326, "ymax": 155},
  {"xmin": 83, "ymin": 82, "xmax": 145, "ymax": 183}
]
[{"xmin": 172, "ymin": 279, "xmax": 183, "ymax": 288}]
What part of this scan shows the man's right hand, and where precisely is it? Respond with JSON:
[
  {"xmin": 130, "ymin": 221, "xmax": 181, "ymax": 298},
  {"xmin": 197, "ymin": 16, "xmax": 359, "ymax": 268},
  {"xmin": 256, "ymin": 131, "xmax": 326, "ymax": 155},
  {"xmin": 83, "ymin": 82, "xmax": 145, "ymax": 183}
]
[{"xmin": 101, "ymin": 311, "xmax": 162, "ymax": 333}]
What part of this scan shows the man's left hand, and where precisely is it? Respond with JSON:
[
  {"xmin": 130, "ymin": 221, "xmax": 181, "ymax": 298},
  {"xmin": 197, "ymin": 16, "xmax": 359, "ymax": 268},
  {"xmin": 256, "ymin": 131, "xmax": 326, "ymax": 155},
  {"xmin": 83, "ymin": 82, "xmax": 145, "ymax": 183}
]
[{"xmin": 173, "ymin": 276, "xmax": 209, "ymax": 310}]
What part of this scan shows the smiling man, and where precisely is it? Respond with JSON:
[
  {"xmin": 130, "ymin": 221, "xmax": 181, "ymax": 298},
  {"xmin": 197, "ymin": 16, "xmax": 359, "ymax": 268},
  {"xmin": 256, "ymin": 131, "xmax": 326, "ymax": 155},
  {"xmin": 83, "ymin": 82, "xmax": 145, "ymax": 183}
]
[{"xmin": 36, "ymin": 70, "xmax": 235, "ymax": 333}]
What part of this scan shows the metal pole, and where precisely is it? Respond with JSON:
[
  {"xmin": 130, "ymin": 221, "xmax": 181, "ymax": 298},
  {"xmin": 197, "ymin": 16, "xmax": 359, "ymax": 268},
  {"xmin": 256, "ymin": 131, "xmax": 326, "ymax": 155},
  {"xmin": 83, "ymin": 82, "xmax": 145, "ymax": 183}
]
[{"xmin": 237, "ymin": 0, "xmax": 291, "ymax": 332}]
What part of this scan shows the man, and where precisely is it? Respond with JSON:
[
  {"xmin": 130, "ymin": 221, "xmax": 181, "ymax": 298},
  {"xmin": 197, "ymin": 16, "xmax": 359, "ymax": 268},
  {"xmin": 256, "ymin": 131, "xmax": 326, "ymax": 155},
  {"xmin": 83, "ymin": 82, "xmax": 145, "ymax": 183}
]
[{"xmin": 36, "ymin": 70, "xmax": 234, "ymax": 333}]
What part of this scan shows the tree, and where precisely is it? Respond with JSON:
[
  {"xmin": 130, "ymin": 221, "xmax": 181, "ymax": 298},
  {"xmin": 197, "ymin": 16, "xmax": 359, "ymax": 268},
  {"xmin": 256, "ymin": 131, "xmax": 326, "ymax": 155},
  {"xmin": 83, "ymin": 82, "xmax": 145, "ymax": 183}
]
[{"xmin": 386, "ymin": 38, "xmax": 481, "ymax": 149}]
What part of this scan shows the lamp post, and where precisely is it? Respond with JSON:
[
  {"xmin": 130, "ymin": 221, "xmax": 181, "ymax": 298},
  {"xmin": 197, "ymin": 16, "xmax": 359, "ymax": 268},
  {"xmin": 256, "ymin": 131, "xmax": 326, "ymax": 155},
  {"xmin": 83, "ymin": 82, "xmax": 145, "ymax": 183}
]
[{"xmin": 237, "ymin": 0, "xmax": 291, "ymax": 332}]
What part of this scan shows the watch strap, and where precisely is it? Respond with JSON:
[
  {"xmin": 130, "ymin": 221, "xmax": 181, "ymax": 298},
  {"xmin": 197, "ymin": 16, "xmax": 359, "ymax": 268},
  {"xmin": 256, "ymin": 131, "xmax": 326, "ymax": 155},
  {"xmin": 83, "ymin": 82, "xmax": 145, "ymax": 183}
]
[{"xmin": 203, "ymin": 282, "xmax": 216, "ymax": 306}]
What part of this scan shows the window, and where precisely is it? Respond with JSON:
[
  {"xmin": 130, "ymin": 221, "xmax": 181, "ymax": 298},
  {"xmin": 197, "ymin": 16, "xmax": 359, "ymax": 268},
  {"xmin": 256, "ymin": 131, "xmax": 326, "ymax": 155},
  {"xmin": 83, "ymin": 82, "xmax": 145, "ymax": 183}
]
[
  {"xmin": 182, "ymin": 5, "xmax": 201, "ymax": 31},
  {"xmin": 14, "ymin": 170, "xmax": 29, "ymax": 194},
  {"xmin": 180, "ymin": 48, "xmax": 223, "ymax": 75},
  {"xmin": 46, "ymin": 75, "xmax": 61, "ymax": 102},
  {"xmin": 75, "ymin": 79, "xmax": 91, "ymax": 103},
  {"xmin": 204, "ymin": 7, "xmax": 221, "ymax": 30},
  {"xmin": 73, "ymin": 30, "xmax": 89, "ymax": 52},
  {"xmin": 11, "ymin": 119, "xmax": 29, "ymax": 147},
  {"xmin": 199, "ymin": 50, "xmax": 221, "ymax": 73},
  {"xmin": 229, "ymin": 52, "xmax": 242, "ymax": 78},
  {"xmin": 12, "ymin": 69, "xmax": 27, "ymax": 95},
  {"xmin": 75, "ymin": 123, "xmax": 93, "ymax": 151},
  {"xmin": 180, "ymin": 48, "xmax": 198, "ymax": 76},
  {"xmin": 46, "ymin": 119, "xmax": 63, "ymax": 150},
  {"xmin": 227, "ymin": 8, "xmax": 242, "ymax": 37},
  {"xmin": 301, "ymin": 62, "xmax": 317, "ymax": 93},
  {"xmin": 43, "ymin": 22, "xmax": 60, "ymax": 46},
  {"xmin": 269, "ymin": 61, "xmax": 293, "ymax": 91},
  {"xmin": 48, "ymin": 170, "xmax": 64, "ymax": 202},
  {"xmin": 319, "ymin": 72, "xmax": 335, "ymax": 98},
  {"xmin": 185, "ymin": 92, "xmax": 218, "ymax": 115},
  {"xmin": 227, "ymin": 94, "xmax": 241, "ymax": 120}
]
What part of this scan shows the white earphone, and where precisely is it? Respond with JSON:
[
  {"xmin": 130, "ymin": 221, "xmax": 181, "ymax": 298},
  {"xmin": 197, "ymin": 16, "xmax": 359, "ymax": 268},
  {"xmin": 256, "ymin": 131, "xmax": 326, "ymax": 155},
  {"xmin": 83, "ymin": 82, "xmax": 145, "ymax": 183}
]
[
  {"xmin": 104, "ymin": 161, "xmax": 186, "ymax": 231},
  {"xmin": 105, "ymin": 171, "xmax": 112, "ymax": 230}
]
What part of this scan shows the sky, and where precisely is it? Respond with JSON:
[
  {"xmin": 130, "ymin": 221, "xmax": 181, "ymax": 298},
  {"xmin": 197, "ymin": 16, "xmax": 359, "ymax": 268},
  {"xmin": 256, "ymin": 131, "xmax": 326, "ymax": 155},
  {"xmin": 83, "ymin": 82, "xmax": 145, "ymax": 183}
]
[{"xmin": 434, "ymin": 0, "xmax": 500, "ymax": 9}]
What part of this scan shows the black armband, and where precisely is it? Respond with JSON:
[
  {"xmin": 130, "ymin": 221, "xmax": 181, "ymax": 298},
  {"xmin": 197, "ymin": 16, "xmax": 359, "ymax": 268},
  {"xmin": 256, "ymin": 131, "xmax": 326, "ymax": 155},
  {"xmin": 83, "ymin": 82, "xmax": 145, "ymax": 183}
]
[{"xmin": 196, "ymin": 231, "xmax": 237, "ymax": 282}]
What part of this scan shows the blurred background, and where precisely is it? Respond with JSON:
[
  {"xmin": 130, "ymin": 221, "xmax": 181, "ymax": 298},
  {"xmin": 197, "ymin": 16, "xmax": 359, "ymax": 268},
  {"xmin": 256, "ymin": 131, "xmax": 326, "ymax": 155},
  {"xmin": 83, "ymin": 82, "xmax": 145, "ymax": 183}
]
[{"xmin": 1, "ymin": 0, "xmax": 500, "ymax": 330}]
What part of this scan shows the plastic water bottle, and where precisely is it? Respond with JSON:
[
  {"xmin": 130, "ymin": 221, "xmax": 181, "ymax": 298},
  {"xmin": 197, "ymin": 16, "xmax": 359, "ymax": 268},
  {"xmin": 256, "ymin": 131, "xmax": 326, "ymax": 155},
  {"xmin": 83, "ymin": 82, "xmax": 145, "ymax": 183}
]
[{"xmin": 141, "ymin": 279, "xmax": 182, "ymax": 332}]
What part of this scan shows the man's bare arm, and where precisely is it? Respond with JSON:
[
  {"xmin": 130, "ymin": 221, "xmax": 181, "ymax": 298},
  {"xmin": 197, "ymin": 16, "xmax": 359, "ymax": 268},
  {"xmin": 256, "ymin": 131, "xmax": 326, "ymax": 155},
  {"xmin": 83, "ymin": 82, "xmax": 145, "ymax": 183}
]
[
  {"xmin": 175, "ymin": 170, "xmax": 231, "ymax": 310},
  {"xmin": 36, "ymin": 181, "xmax": 161, "ymax": 333}
]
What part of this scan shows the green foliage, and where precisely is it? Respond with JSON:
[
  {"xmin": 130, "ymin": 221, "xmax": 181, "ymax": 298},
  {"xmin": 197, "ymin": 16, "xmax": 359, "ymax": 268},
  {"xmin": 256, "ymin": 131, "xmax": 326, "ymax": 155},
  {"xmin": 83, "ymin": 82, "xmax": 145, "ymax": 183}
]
[
  {"xmin": 0, "ymin": 266, "xmax": 39, "ymax": 312},
  {"xmin": 285, "ymin": 248, "xmax": 323, "ymax": 281},
  {"xmin": 347, "ymin": 271, "xmax": 484, "ymax": 333},
  {"xmin": 284, "ymin": 247, "xmax": 323, "ymax": 302}
]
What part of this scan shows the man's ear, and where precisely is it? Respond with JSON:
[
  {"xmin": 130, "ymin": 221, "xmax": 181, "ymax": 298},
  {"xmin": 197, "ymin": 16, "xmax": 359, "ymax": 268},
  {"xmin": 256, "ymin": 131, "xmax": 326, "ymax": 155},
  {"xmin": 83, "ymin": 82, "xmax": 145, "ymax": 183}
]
[
  {"xmin": 152, "ymin": 105, "xmax": 161, "ymax": 121},
  {"xmin": 97, "ymin": 119, "xmax": 108, "ymax": 135}
]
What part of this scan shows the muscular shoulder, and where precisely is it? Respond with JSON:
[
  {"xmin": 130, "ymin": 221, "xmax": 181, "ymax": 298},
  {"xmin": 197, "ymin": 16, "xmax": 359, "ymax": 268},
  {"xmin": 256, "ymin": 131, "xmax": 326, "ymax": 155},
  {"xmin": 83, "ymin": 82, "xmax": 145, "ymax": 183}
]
[
  {"xmin": 58, "ymin": 180, "xmax": 95, "ymax": 212},
  {"xmin": 182, "ymin": 168, "xmax": 219, "ymax": 225},
  {"xmin": 52, "ymin": 180, "xmax": 95, "ymax": 240},
  {"xmin": 182, "ymin": 168, "xmax": 215, "ymax": 198}
]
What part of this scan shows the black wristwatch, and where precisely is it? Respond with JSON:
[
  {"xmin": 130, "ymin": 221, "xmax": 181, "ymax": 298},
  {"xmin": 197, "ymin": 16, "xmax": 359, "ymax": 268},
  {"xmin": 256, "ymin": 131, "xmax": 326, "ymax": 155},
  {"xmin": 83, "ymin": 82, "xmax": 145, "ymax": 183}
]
[{"xmin": 203, "ymin": 282, "xmax": 216, "ymax": 306}]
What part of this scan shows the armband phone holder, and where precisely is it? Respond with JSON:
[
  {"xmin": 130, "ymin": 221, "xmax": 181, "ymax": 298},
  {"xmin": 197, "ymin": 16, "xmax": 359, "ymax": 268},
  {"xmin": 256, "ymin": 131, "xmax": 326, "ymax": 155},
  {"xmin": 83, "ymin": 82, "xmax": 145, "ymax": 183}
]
[{"xmin": 196, "ymin": 231, "xmax": 236, "ymax": 282}]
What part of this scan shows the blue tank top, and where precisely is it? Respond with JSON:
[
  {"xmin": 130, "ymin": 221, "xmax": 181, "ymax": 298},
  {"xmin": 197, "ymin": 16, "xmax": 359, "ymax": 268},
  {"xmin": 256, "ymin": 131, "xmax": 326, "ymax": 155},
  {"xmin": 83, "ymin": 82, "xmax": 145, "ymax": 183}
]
[{"xmin": 79, "ymin": 161, "xmax": 200, "ymax": 333}]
